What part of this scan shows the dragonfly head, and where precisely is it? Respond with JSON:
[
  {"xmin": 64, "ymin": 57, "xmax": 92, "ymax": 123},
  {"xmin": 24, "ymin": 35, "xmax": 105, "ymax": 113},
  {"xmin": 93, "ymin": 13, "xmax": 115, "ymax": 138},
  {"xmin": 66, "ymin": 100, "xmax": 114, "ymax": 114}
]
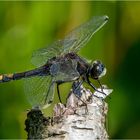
[{"xmin": 89, "ymin": 60, "xmax": 106, "ymax": 80}]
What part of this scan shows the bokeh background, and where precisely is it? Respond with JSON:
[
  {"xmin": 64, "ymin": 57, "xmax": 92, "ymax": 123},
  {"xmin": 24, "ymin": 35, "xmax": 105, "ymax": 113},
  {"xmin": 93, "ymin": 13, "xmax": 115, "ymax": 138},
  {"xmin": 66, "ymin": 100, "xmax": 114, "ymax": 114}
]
[{"xmin": 0, "ymin": 1, "xmax": 140, "ymax": 139}]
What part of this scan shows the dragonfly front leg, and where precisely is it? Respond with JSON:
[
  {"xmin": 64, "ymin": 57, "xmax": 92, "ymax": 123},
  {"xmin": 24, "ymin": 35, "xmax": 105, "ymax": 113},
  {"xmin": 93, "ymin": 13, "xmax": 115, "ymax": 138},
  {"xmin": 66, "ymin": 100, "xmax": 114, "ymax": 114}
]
[
  {"xmin": 97, "ymin": 79, "xmax": 104, "ymax": 92},
  {"xmin": 86, "ymin": 76, "xmax": 106, "ymax": 96}
]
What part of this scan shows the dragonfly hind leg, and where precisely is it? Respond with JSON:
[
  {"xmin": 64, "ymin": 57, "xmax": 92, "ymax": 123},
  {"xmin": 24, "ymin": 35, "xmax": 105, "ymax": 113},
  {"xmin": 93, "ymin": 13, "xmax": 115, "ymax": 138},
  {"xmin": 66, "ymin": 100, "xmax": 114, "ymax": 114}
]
[
  {"xmin": 56, "ymin": 82, "xmax": 63, "ymax": 103},
  {"xmin": 56, "ymin": 79, "xmax": 77, "ymax": 104}
]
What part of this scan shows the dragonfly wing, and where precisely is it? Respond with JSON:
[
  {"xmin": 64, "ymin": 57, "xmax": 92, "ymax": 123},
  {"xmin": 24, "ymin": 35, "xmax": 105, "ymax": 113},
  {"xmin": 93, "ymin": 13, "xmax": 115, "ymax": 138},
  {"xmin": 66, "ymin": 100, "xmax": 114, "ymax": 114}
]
[
  {"xmin": 43, "ymin": 81, "xmax": 55, "ymax": 109},
  {"xmin": 31, "ymin": 39, "xmax": 77, "ymax": 67},
  {"xmin": 31, "ymin": 40, "xmax": 63, "ymax": 67},
  {"xmin": 24, "ymin": 75, "xmax": 55, "ymax": 109},
  {"xmin": 61, "ymin": 15, "xmax": 108, "ymax": 54},
  {"xmin": 31, "ymin": 16, "xmax": 108, "ymax": 67}
]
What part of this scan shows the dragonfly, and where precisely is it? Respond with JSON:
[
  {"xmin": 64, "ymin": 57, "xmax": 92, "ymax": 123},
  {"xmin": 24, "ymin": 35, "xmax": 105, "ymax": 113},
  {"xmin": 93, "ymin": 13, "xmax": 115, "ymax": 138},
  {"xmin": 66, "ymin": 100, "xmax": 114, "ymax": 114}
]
[{"xmin": 0, "ymin": 15, "xmax": 108, "ymax": 109}]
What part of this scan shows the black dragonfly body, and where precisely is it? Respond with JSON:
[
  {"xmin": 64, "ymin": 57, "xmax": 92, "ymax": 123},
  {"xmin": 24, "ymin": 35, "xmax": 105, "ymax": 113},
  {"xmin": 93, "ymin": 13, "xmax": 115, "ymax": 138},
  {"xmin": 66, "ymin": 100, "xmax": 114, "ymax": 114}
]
[{"xmin": 0, "ymin": 16, "xmax": 108, "ymax": 108}]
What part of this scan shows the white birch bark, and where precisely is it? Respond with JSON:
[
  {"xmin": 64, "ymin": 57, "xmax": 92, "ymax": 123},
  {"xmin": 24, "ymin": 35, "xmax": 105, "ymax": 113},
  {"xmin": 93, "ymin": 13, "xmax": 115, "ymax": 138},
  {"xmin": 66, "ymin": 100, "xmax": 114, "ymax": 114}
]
[{"xmin": 25, "ymin": 84, "xmax": 113, "ymax": 140}]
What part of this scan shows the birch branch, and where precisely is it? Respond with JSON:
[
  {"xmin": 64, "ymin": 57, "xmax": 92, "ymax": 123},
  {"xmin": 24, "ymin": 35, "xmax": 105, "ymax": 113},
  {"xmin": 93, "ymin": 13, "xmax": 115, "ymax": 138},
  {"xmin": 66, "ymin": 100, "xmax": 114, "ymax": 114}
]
[{"xmin": 25, "ymin": 82, "xmax": 113, "ymax": 140}]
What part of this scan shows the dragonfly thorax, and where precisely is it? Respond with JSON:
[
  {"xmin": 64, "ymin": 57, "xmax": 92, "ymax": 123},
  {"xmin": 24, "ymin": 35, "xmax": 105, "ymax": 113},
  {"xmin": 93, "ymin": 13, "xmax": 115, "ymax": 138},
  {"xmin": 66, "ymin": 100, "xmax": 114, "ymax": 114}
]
[{"xmin": 89, "ymin": 60, "xmax": 106, "ymax": 80}]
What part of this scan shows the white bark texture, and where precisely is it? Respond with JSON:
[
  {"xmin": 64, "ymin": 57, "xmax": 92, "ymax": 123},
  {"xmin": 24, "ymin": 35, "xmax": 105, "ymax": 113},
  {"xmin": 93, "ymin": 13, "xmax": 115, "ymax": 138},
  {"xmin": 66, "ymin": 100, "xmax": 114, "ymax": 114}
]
[{"xmin": 25, "ymin": 83, "xmax": 112, "ymax": 140}]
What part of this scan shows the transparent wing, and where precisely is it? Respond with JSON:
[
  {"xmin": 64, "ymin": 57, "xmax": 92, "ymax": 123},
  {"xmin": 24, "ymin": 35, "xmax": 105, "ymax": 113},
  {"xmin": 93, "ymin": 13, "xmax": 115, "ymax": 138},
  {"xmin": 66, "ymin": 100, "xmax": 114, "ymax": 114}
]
[
  {"xmin": 31, "ymin": 15, "xmax": 108, "ymax": 67},
  {"xmin": 61, "ymin": 15, "xmax": 108, "ymax": 53},
  {"xmin": 24, "ymin": 75, "xmax": 55, "ymax": 109},
  {"xmin": 31, "ymin": 40, "xmax": 62, "ymax": 67}
]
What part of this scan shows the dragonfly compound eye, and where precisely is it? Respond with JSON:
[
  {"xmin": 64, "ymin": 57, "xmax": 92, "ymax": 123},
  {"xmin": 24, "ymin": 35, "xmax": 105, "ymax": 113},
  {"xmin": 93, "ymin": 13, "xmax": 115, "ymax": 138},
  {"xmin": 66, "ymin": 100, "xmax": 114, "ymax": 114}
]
[{"xmin": 90, "ymin": 60, "xmax": 106, "ymax": 79}]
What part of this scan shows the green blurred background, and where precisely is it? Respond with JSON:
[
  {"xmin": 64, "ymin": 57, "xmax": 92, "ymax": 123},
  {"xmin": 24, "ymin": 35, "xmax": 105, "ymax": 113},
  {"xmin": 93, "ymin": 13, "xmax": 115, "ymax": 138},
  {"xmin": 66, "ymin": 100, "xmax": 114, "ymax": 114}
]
[{"xmin": 0, "ymin": 1, "xmax": 140, "ymax": 139}]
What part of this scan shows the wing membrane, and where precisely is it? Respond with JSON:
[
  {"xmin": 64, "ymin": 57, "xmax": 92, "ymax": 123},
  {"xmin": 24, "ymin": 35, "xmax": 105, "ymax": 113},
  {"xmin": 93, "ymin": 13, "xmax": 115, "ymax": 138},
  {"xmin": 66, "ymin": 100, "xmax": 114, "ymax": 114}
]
[
  {"xmin": 24, "ymin": 75, "xmax": 55, "ymax": 108},
  {"xmin": 31, "ymin": 16, "xmax": 108, "ymax": 67},
  {"xmin": 62, "ymin": 15, "xmax": 108, "ymax": 53},
  {"xmin": 31, "ymin": 40, "xmax": 62, "ymax": 67}
]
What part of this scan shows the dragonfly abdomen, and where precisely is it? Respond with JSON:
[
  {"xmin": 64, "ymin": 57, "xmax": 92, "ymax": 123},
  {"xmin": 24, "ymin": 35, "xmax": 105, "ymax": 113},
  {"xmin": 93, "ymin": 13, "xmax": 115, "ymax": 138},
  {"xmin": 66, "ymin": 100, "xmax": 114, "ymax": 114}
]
[
  {"xmin": 0, "ymin": 74, "xmax": 14, "ymax": 83},
  {"xmin": 0, "ymin": 65, "xmax": 50, "ymax": 83},
  {"xmin": 0, "ymin": 72, "xmax": 31, "ymax": 83}
]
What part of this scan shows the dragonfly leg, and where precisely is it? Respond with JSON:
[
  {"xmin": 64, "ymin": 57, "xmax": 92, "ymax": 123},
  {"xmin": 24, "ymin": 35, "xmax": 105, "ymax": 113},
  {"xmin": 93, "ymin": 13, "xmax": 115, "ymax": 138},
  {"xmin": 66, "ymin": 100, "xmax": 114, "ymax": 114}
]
[
  {"xmin": 68, "ymin": 80, "xmax": 83, "ymax": 98},
  {"xmin": 97, "ymin": 79, "xmax": 111, "ymax": 99},
  {"xmin": 97, "ymin": 79, "xmax": 103, "ymax": 91},
  {"xmin": 97, "ymin": 79, "xmax": 107, "ymax": 96},
  {"xmin": 68, "ymin": 80, "xmax": 88, "ymax": 114},
  {"xmin": 56, "ymin": 79, "xmax": 79, "ymax": 104},
  {"xmin": 56, "ymin": 81, "xmax": 63, "ymax": 103},
  {"xmin": 72, "ymin": 81, "xmax": 89, "ymax": 105},
  {"xmin": 86, "ymin": 77, "xmax": 106, "ymax": 95},
  {"xmin": 44, "ymin": 81, "xmax": 55, "ymax": 104}
]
